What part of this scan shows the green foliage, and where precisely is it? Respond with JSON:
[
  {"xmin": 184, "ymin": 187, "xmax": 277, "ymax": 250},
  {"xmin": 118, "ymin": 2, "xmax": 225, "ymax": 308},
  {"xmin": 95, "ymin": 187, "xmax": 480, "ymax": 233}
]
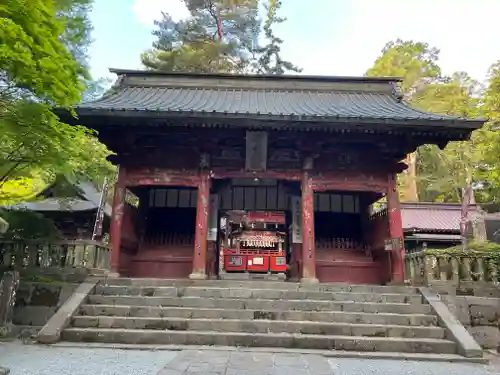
[
  {"xmin": 54, "ymin": 0, "xmax": 93, "ymax": 69},
  {"xmin": 0, "ymin": 177, "xmax": 46, "ymax": 205},
  {"xmin": 425, "ymin": 241, "xmax": 500, "ymax": 257},
  {"xmin": 142, "ymin": 0, "xmax": 260, "ymax": 73},
  {"xmin": 0, "ymin": 0, "xmax": 114, "ymax": 202},
  {"xmin": 250, "ymin": 0, "xmax": 301, "ymax": 74},
  {"xmin": 0, "ymin": 210, "xmax": 61, "ymax": 241},
  {"xmin": 0, "ymin": 0, "xmax": 84, "ymax": 105},
  {"xmin": 366, "ymin": 39, "xmax": 441, "ymax": 97},
  {"xmin": 366, "ymin": 39, "xmax": 500, "ymax": 206},
  {"xmin": 142, "ymin": 0, "xmax": 300, "ymax": 74}
]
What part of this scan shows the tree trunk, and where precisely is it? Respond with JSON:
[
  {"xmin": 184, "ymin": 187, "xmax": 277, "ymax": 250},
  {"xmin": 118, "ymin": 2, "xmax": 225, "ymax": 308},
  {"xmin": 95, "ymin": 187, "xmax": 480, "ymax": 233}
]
[{"xmin": 402, "ymin": 152, "xmax": 419, "ymax": 201}]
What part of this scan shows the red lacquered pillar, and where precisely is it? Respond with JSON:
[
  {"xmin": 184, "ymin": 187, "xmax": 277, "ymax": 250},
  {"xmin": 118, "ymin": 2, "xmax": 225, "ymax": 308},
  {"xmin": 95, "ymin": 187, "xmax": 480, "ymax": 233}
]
[
  {"xmin": 387, "ymin": 173, "xmax": 405, "ymax": 282},
  {"xmin": 109, "ymin": 166, "xmax": 126, "ymax": 276},
  {"xmin": 300, "ymin": 169, "xmax": 319, "ymax": 285},
  {"xmin": 190, "ymin": 170, "xmax": 211, "ymax": 280}
]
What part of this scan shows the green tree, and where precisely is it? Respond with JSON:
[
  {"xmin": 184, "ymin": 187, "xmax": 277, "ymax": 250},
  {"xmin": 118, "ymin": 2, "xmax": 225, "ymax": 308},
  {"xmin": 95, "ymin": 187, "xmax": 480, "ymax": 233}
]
[
  {"xmin": 366, "ymin": 39, "xmax": 441, "ymax": 98},
  {"xmin": 366, "ymin": 40, "xmax": 443, "ymax": 201},
  {"xmin": 476, "ymin": 62, "xmax": 500, "ymax": 208},
  {"xmin": 142, "ymin": 0, "xmax": 260, "ymax": 73},
  {"xmin": 367, "ymin": 39, "xmax": 498, "ymax": 206},
  {"xmin": 249, "ymin": 0, "xmax": 301, "ymax": 74},
  {"xmin": 411, "ymin": 73, "xmax": 484, "ymax": 203},
  {"xmin": 55, "ymin": 0, "xmax": 93, "ymax": 70},
  {"xmin": 0, "ymin": 0, "xmax": 113, "ymax": 200},
  {"xmin": 142, "ymin": 0, "xmax": 300, "ymax": 74}
]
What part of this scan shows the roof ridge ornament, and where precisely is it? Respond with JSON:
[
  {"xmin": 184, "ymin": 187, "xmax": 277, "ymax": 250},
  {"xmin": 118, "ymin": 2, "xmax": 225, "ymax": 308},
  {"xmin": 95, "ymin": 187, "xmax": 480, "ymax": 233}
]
[{"xmin": 390, "ymin": 82, "xmax": 404, "ymax": 102}]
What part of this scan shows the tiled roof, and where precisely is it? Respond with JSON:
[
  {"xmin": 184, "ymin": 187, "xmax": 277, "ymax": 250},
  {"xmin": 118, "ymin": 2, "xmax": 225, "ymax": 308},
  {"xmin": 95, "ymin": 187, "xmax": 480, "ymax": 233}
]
[
  {"xmin": 74, "ymin": 70, "xmax": 484, "ymax": 128},
  {"xmin": 79, "ymin": 87, "xmax": 462, "ymax": 122},
  {"xmin": 3, "ymin": 181, "xmax": 111, "ymax": 216},
  {"xmin": 401, "ymin": 203, "xmax": 480, "ymax": 233}
]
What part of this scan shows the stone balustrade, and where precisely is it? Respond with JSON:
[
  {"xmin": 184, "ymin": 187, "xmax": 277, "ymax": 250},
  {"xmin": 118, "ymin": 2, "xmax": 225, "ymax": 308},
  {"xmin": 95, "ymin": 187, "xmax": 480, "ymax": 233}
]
[
  {"xmin": 0, "ymin": 240, "xmax": 110, "ymax": 274},
  {"xmin": 405, "ymin": 249, "xmax": 500, "ymax": 286}
]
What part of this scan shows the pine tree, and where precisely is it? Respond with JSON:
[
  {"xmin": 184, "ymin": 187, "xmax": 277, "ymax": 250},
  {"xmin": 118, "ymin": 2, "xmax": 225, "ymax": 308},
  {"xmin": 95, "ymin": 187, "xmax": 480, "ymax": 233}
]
[
  {"xmin": 142, "ymin": 0, "xmax": 301, "ymax": 74},
  {"xmin": 142, "ymin": 0, "xmax": 260, "ymax": 73},
  {"xmin": 250, "ymin": 0, "xmax": 301, "ymax": 75}
]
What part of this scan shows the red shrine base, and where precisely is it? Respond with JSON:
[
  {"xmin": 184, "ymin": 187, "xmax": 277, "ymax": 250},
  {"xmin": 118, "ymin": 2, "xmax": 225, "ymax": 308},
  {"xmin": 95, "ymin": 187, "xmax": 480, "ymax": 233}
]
[
  {"xmin": 288, "ymin": 244, "xmax": 387, "ymax": 284},
  {"xmin": 117, "ymin": 245, "xmax": 389, "ymax": 285},
  {"xmin": 316, "ymin": 261, "xmax": 384, "ymax": 284},
  {"xmin": 118, "ymin": 243, "xmax": 219, "ymax": 279}
]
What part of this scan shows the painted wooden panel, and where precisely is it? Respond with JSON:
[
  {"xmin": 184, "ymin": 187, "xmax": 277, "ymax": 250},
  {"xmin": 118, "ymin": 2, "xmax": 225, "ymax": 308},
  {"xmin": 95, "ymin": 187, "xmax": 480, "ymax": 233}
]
[
  {"xmin": 330, "ymin": 194, "xmax": 342, "ymax": 212},
  {"xmin": 218, "ymin": 181, "xmax": 289, "ymax": 211},
  {"xmin": 246, "ymin": 131, "xmax": 268, "ymax": 171},
  {"xmin": 314, "ymin": 192, "xmax": 360, "ymax": 214},
  {"xmin": 342, "ymin": 195, "xmax": 355, "ymax": 213},
  {"xmin": 178, "ymin": 190, "xmax": 191, "ymax": 208},
  {"xmin": 148, "ymin": 188, "xmax": 197, "ymax": 208}
]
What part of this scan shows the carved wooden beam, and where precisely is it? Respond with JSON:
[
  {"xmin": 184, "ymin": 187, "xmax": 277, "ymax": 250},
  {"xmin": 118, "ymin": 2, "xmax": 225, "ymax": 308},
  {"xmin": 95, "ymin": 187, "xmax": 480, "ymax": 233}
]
[
  {"xmin": 211, "ymin": 168, "xmax": 301, "ymax": 181},
  {"xmin": 125, "ymin": 167, "xmax": 199, "ymax": 187},
  {"xmin": 311, "ymin": 172, "xmax": 388, "ymax": 193}
]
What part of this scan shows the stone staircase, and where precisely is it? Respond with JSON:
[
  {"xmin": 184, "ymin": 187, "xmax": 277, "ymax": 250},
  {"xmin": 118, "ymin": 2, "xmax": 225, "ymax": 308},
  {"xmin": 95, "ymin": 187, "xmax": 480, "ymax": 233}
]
[{"xmin": 62, "ymin": 278, "xmax": 457, "ymax": 355}]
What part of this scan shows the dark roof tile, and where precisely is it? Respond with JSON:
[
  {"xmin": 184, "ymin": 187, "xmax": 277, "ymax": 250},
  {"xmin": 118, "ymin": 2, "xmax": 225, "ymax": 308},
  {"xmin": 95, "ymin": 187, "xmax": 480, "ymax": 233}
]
[
  {"xmin": 73, "ymin": 71, "xmax": 485, "ymax": 128},
  {"xmin": 77, "ymin": 86, "xmax": 469, "ymax": 123}
]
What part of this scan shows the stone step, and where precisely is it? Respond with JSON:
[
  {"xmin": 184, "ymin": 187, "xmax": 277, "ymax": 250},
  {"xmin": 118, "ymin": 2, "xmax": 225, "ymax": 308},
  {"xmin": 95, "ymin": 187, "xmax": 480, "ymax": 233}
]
[
  {"xmin": 79, "ymin": 304, "xmax": 438, "ymax": 326},
  {"xmin": 62, "ymin": 328, "xmax": 457, "ymax": 354},
  {"xmin": 72, "ymin": 316, "xmax": 446, "ymax": 339},
  {"xmin": 103, "ymin": 278, "xmax": 417, "ymax": 294},
  {"xmin": 87, "ymin": 295, "xmax": 432, "ymax": 314},
  {"xmin": 94, "ymin": 285, "xmax": 422, "ymax": 304}
]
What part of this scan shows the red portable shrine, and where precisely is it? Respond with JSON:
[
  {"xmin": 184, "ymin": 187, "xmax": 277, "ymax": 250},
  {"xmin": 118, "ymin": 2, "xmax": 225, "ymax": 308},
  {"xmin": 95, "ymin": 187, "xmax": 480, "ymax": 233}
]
[{"xmin": 222, "ymin": 211, "xmax": 287, "ymax": 274}]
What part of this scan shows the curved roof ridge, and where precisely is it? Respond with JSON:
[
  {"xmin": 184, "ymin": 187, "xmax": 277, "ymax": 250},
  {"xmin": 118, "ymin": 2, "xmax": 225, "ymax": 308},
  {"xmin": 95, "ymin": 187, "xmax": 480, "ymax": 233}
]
[{"xmin": 108, "ymin": 68, "xmax": 404, "ymax": 84}]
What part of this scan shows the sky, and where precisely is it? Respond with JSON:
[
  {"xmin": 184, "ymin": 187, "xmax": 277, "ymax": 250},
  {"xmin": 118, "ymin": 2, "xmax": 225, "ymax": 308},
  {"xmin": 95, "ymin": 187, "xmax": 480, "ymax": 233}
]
[{"xmin": 89, "ymin": 0, "xmax": 500, "ymax": 84}]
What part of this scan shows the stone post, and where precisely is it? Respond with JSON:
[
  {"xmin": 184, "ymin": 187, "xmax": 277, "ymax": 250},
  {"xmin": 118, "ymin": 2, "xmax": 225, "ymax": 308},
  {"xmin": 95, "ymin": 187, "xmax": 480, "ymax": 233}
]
[{"xmin": 0, "ymin": 271, "xmax": 20, "ymax": 337}]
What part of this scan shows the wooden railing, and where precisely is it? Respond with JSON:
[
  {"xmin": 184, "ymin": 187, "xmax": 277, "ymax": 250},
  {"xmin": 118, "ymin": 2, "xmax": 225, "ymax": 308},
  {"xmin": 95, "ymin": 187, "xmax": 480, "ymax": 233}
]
[
  {"xmin": 405, "ymin": 250, "xmax": 500, "ymax": 285},
  {"xmin": 0, "ymin": 240, "xmax": 110, "ymax": 271}
]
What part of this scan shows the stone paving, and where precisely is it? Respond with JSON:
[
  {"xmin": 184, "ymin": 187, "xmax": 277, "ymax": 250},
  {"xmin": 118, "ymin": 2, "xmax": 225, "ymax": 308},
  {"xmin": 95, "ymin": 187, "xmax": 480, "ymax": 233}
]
[{"xmin": 0, "ymin": 341, "xmax": 499, "ymax": 375}]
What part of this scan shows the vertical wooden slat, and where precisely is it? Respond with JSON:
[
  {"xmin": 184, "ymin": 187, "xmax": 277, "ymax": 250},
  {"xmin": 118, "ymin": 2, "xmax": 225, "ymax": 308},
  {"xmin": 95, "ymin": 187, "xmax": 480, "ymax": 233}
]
[
  {"xmin": 277, "ymin": 184, "xmax": 287, "ymax": 210},
  {"xmin": 178, "ymin": 189, "xmax": 191, "ymax": 207},
  {"xmin": 233, "ymin": 187, "xmax": 244, "ymax": 210},
  {"xmin": 256, "ymin": 188, "xmax": 266, "ymax": 210},
  {"xmin": 266, "ymin": 187, "xmax": 277, "ymax": 210},
  {"xmin": 244, "ymin": 187, "xmax": 255, "ymax": 210},
  {"xmin": 166, "ymin": 189, "xmax": 178, "ymax": 207}
]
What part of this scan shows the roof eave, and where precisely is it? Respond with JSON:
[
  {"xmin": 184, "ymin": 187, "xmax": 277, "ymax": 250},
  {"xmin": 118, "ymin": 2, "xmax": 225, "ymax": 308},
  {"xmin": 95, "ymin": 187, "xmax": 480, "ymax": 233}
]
[
  {"xmin": 71, "ymin": 108, "xmax": 484, "ymax": 130},
  {"xmin": 107, "ymin": 68, "xmax": 404, "ymax": 84}
]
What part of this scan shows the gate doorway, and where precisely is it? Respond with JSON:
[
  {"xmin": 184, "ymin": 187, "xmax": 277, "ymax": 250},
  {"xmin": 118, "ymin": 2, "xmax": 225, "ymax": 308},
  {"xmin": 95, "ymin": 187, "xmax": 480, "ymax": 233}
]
[{"xmin": 212, "ymin": 178, "xmax": 295, "ymax": 279}]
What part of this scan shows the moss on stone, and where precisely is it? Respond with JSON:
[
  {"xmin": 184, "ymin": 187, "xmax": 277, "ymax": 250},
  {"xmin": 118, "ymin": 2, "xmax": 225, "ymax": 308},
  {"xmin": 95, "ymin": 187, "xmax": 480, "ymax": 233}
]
[{"xmin": 424, "ymin": 240, "xmax": 500, "ymax": 258}]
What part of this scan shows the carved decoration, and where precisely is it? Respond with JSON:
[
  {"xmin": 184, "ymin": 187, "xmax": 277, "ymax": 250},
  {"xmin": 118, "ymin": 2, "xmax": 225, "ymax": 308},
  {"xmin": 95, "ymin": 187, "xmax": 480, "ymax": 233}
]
[
  {"xmin": 268, "ymin": 149, "xmax": 300, "ymax": 163},
  {"xmin": 303, "ymin": 156, "xmax": 314, "ymax": 171},
  {"xmin": 125, "ymin": 167, "xmax": 199, "ymax": 187},
  {"xmin": 218, "ymin": 148, "xmax": 242, "ymax": 160},
  {"xmin": 312, "ymin": 172, "xmax": 388, "ymax": 193},
  {"xmin": 200, "ymin": 153, "xmax": 210, "ymax": 169}
]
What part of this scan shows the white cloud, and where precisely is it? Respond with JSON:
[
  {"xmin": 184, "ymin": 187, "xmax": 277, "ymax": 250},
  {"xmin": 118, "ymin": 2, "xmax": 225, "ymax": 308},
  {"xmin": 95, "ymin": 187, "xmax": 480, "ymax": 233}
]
[{"xmin": 132, "ymin": 0, "xmax": 190, "ymax": 26}]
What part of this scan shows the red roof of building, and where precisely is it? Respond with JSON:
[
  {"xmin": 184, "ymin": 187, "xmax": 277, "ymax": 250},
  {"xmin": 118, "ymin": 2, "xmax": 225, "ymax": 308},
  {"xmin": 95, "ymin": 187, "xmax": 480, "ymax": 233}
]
[{"xmin": 401, "ymin": 202, "xmax": 481, "ymax": 233}]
